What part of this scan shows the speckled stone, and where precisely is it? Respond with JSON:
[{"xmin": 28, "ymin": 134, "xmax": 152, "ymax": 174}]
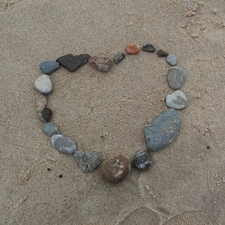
[
  {"xmin": 142, "ymin": 44, "xmax": 155, "ymax": 52},
  {"xmin": 38, "ymin": 107, "xmax": 52, "ymax": 122},
  {"xmin": 133, "ymin": 149, "xmax": 152, "ymax": 171},
  {"xmin": 167, "ymin": 54, "xmax": 177, "ymax": 66},
  {"xmin": 167, "ymin": 66, "xmax": 186, "ymax": 89},
  {"xmin": 34, "ymin": 74, "xmax": 53, "ymax": 94},
  {"xmin": 40, "ymin": 61, "xmax": 60, "ymax": 75},
  {"xmin": 166, "ymin": 90, "xmax": 187, "ymax": 109},
  {"xmin": 157, "ymin": 49, "xmax": 168, "ymax": 57},
  {"xmin": 100, "ymin": 154, "xmax": 130, "ymax": 183},
  {"xmin": 36, "ymin": 94, "xmax": 47, "ymax": 112},
  {"xmin": 42, "ymin": 122, "xmax": 58, "ymax": 136},
  {"xmin": 145, "ymin": 109, "xmax": 181, "ymax": 152},
  {"xmin": 113, "ymin": 52, "xmax": 125, "ymax": 64},
  {"xmin": 74, "ymin": 149, "xmax": 102, "ymax": 173},
  {"xmin": 51, "ymin": 134, "xmax": 76, "ymax": 154},
  {"xmin": 88, "ymin": 56, "xmax": 113, "ymax": 72}
]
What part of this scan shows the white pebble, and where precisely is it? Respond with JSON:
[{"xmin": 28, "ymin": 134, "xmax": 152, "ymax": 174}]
[{"xmin": 34, "ymin": 74, "xmax": 53, "ymax": 94}]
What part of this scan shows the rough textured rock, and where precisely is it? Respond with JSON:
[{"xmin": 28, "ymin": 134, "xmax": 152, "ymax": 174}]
[
  {"xmin": 35, "ymin": 94, "xmax": 47, "ymax": 112},
  {"xmin": 167, "ymin": 66, "xmax": 186, "ymax": 89},
  {"xmin": 133, "ymin": 149, "xmax": 152, "ymax": 171},
  {"xmin": 166, "ymin": 90, "xmax": 187, "ymax": 109},
  {"xmin": 39, "ymin": 61, "xmax": 60, "ymax": 75},
  {"xmin": 126, "ymin": 44, "xmax": 141, "ymax": 54},
  {"xmin": 34, "ymin": 74, "xmax": 53, "ymax": 94},
  {"xmin": 157, "ymin": 49, "xmax": 168, "ymax": 57},
  {"xmin": 42, "ymin": 122, "xmax": 58, "ymax": 136},
  {"xmin": 113, "ymin": 52, "xmax": 125, "ymax": 64},
  {"xmin": 142, "ymin": 44, "xmax": 155, "ymax": 52},
  {"xmin": 167, "ymin": 54, "xmax": 177, "ymax": 66},
  {"xmin": 88, "ymin": 56, "xmax": 113, "ymax": 72}
]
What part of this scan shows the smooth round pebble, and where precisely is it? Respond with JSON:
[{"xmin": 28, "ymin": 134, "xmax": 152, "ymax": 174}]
[
  {"xmin": 100, "ymin": 154, "xmax": 130, "ymax": 183},
  {"xmin": 166, "ymin": 90, "xmax": 187, "ymax": 109},
  {"xmin": 167, "ymin": 54, "xmax": 177, "ymax": 66},
  {"xmin": 42, "ymin": 122, "xmax": 58, "ymax": 136},
  {"xmin": 34, "ymin": 74, "xmax": 53, "ymax": 94},
  {"xmin": 142, "ymin": 44, "xmax": 155, "ymax": 52},
  {"xmin": 88, "ymin": 56, "xmax": 113, "ymax": 72},
  {"xmin": 40, "ymin": 61, "xmax": 60, "ymax": 75},
  {"xmin": 126, "ymin": 44, "xmax": 141, "ymax": 54},
  {"xmin": 36, "ymin": 94, "xmax": 47, "ymax": 111},
  {"xmin": 113, "ymin": 52, "xmax": 125, "ymax": 64},
  {"xmin": 51, "ymin": 134, "xmax": 76, "ymax": 154},
  {"xmin": 38, "ymin": 107, "xmax": 52, "ymax": 122},
  {"xmin": 133, "ymin": 149, "xmax": 152, "ymax": 171},
  {"xmin": 167, "ymin": 66, "xmax": 186, "ymax": 89},
  {"xmin": 157, "ymin": 49, "xmax": 168, "ymax": 57}
]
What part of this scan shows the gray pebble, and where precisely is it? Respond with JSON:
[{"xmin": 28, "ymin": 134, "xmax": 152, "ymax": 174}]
[
  {"xmin": 145, "ymin": 109, "xmax": 181, "ymax": 151},
  {"xmin": 74, "ymin": 149, "xmax": 102, "ymax": 173},
  {"xmin": 43, "ymin": 122, "xmax": 58, "ymax": 136},
  {"xmin": 166, "ymin": 90, "xmax": 187, "ymax": 109},
  {"xmin": 51, "ymin": 134, "xmax": 76, "ymax": 154},
  {"xmin": 40, "ymin": 61, "xmax": 60, "ymax": 75},
  {"xmin": 167, "ymin": 66, "xmax": 186, "ymax": 90},
  {"xmin": 113, "ymin": 52, "xmax": 125, "ymax": 64},
  {"xmin": 34, "ymin": 74, "xmax": 53, "ymax": 94},
  {"xmin": 142, "ymin": 44, "xmax": 155, "ymax": 52},
  {"xmin": 167, "ymin": 54, "xmax": 177, "ymax": 66},
  {"xmin": 133, "ymin": 149, "xmax": 152, "ymax": 171}
]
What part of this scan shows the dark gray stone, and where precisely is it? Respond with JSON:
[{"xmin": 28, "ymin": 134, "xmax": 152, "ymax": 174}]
[
  {"xmin": 167, "ymin": 66, "xmax": 186, "ymax": 89},
  {"xmin": 42, "ymin": 122, "xmax": 58, "ymax": 136},
  {"xmin": 40, "ymin": 61, "xmax": 60, "ymax": 75},
  {"xmin": 157, "ymin": 49, "xmax": 168, "ymax": 57},
  {"xmin": 113, "ymin": 52, "xmax": 125, "ymax": 64},
  {"xmin": 38, "ymin": 107, "xmax": 52, "ymax": 122},
  {"xmin": 145, "ymin": 109, "xmax": 181, "ymax": 151},
  {"xmin": 133, "ymin": 149, "xmax": 152, "ymax": 171},
  {"xmin": 142, "ymin": 44, "xmax": 155, "ymax": 52}
]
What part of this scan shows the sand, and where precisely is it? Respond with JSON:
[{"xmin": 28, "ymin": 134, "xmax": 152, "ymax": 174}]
[{"xmin": 1, "ymin": 0, "xmax": 225, "ymax": 224}]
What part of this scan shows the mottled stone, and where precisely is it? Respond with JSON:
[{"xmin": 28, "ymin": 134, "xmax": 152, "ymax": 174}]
[
  {"xmin": 133, "ymin": 149, "xmax": 152, "ymax": 171},
  {"xmin": 167, "ymin": 66, "xmax": 186, "ymax": 89},
  {"xmin": 74, "ymin": 149, "xmax": 102, "ymax": 173},
  {"xmin": 145, "ymin": 109, "xmax": 181, "ymax": 152},
  {"xmin": 56, "ymin": 54, "xmax": 90, "ymax": 72},
  {"xmin": 157, "ymin": 49, "xmax": 168, "ymax": 57},
  {"xmin": 126, "ymin": 44, "xmax": 141, "ymax": 54},
  {"xmin": 100, "ymin": 154, "xmax": 130, "ymax": 183},
  {"xmin": 51, "ymin": 134, "xmax": 76, "ymax": 154},
  {"xmin": 42, "ymin": 122, "xmax": 58, "ymax": 136},
  {"xmin": 113, "ymin": 52, "xmax": 125, "ymax": 64},
  {"xmin": 36, "ymin": 94, "xmax": 47, "ymax": 112},
  {"xmin": 166, "ymin": 90, "xmax": 188, "ymax": 109},
  {"xmin": 38, "ymin": 107, "xmax": 52, "ymax": 122},
  {"xmin": 34, "ymin": 74, "xmax": 53, "ymax": 94},
  {"xmin": 167, "ymin": 54, "xmax": 177, "ymax": 66},
  {"xmin": 88, "ymin": 56, "xmax": 113, "ymax": 72},
  {"xmin": 142, "ymin": 44, "xmax": 155, "ymax": 52},
  {"xmin": 40, "ymin": 61, "xmax": 60, "ymax": 75}
]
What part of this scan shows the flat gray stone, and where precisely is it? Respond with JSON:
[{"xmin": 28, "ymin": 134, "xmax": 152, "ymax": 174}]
[
  {"xmin": 40, "ymin": 61, "xmax": 60, "ymax": 75},
  {"xmin": 167, "ymin": 66, "xmax": 186, "ymax": 90},
  {"xmin": 145, "ymin": 109, "xmax": 181, "ymax": 151},
  {"xmin": 166, "ymin": 90, "xmax": 187, "ymax": 109},
  {"xmin": 113, "ymin": 52, "xmax": 125, "ymax": 64},
  {"xmin": 34, "ymin": 74, "xmax": 53, "ymax": 94},
  {"xmin": 43, "ymin": 122, "xmax": 58, "ymax": 136},
  {"xmin": 167, "ymin": 54, "xmax": 177, "ymax": 66}
]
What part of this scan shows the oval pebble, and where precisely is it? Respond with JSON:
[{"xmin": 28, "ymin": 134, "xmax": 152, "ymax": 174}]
[
  {"xmin": 167, "ymin": 54, "xmax": 177, "ymax": 66},
  {"xmin": 166, "ymin": 90, "xmax": 187, "ymax": 109},
  {"xmin": 133, "ymin": 149, "xmax": 152, "ymax": 171},
  {"xmin": 145, "ymin": 109, "xmax": 181, "ymax": 152},
  {"xmin": 34, "ymin": 74, "xmax": 53, "ymax": 94},
  {"xmin": 167, "ymin": 66, "xmax": 186, "ymax": 90},
  {"xmin": 126, "ymin": 44, "xmax": 141, "ymax": 54},
  {"xmin": 51, "ymin": 134, "xmax": 76, "ymax": 154},
  {"xmin": 42, "ymin": 122, "xmax": 58, "ymax": 136},
  {"xmin": 113, "ymin": 52, "xmax": 125, "ymax": 64},
  {"xmin": 38, "ymin": 107, "xmax": 52, "ymax": 122},
  {"xmin": 142, "ymin": 44, "xmax": 155, "ymax": 52},
  {"xmin": 40, "ymin": 61, "xmax": 60, "ymax": 75}
]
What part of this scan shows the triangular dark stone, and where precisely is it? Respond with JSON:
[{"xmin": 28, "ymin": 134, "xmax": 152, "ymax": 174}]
[{"xmin": 56, "ymin": 54, "xmax": 90, "ymax": 72}]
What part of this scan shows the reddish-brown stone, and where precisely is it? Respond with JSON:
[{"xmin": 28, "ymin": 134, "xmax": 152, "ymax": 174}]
[{"xmin": 126, "ymin": 44, "xmax": 141, "ymax": 54}]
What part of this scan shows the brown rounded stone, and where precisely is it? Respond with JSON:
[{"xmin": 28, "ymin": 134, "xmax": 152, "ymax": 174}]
[
  {"xmin": 126, "ymin": 44, "xmax": 141, "ymax": 54},
  {"xmin": 100, "ymin": 154, "xmax": 130, "ymax": 183},
  {"xmin": 36, "ymin": 94, "xmax": 47, "ymax": 112},
  {"xmin": 157, "ymin": 49, "xmax": 169, "ymax": 57}
]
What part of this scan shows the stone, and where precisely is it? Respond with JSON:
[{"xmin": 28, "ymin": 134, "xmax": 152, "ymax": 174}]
[
  {"xmin": 56, "ymin": 54, "xmax": 90, "ymax": 72},
  {"xmin": 157, "ymin": 49, "xmax": 168, "ymax": 57},
  {"xmin": 126, "ymin": 44, "xmax": 141, "ymax": 54},
  {"xmin": 88, "ymin": 56, "xmax": 113, "ymax": 72},
  {"xmin": 167, "ymin": 66, "xmax": 186, "ymax": 89},
  {"xmin": 167, "ymin": 54, "xmax": 177, "ymax": 66},
  {"xmin": 166, "ymin": 90, "xmax": 188, "ymax": 109},
  {"xmin": 34, "ymin": 74, "xmax": 53, "ymax": 94},
  {"xmin": 38, "ymin": 107, "xmax": 52, "ymax": 122},
  {"xmin": 142, "ymin": 44, "xmax": 155, "ymax": 52},
  {"xmin": 42, "ymin": 122, "xmax": 58, "ymax": 136},
  {"xmin": 100, "ymin": 154, "xmax": 130, "ymax": 183},
  {"xmin": 74, "ymin": 149, "xmax": 102, "ymax": 173},
  {"xmin": 145, "ymin": 109, "xmax": 181, "ymax": 152},
  {"xmin": 113, "ymin": 52, "xmax": 125, "ymax": 64},
  {"xmin": 133, "ymin": 149, "xmax": 152, "ymax": 171},
  {"xmin": 40, "ymin": 61, "xmax": 60, "ymax": 75},
  {"xmin": 51, "ymin": 134, "xmax": 76, "ymax": 154},
  {"xmin": 36, "ymin": 94, "xmax": 47, "ymax": 112}
]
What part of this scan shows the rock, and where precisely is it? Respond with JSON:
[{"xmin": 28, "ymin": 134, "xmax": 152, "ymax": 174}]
[
  {"xmin": 142, "ymin": 44, "xmax": 155, "ymax": 52},
  {"xmin": 100, "ymin": 154, "xmax": 130, "ymax": 183},
  {"xmin": 88, "ymin": 56, "xmax": 113, "ymax": 72},
  {"xmin": 34, "ymin": 74, "xmax": 53, "ymax": 94},
  {"xmin": 145, "ymin": 109, "xmax": 181, "ymax": 152},
  {"xmin": 126, "ymin": 44, "xmax": 141, "ymax": 54},
  {"xmin": 56, "ymin": 54, "xmax": 90, "ymax": 72},
  {"xmin": 40, "ymin": 61, "xmax": 60, "ymax": 75},
  {"xmin": 51, "ymin": 134, "xmax": 76, "ymax": 154},
  {"xmin": 36, "ymin": 94, "xmax": 47, "ymax": 112},
  {"xmin": 74, "ymin": 149, "xmax": 102, "ymax": 173},
  {"xmin": 157, "ymin": 49, "xmax": 168, "ymax": 57},
  {"xmin": 166, "ymin": 90, "xmax": 188, "ymax": 109},
  {"xmin": 167, "ymin": 66, "xmax": 186, "ymax": 89},
  {"xmin": 133, "ymin": 149, "xmax": 152, "ymax": 171},
  {"xmin": 38, "ymin": 107, "xmax": 52, "ymax": 122},
  {"xmin": 42, "ymin": 122, "xmax": 58, "ymax": 136},
  {"xmin": 167, "ymin": 54, "xmax": 177, "ymax": 66},
  {"xmin": 113, "ymin": 52, "xmax": 125, "ymax": 64}
]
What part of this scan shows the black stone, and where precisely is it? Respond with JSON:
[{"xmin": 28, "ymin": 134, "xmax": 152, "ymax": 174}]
[
  {"xmin": 113, "ymin": 52, "xmax": 125, "ymax": 64},
  {"xmin": 41, "ymin": 107, "xmax": 52, "ymax": 122},
  {"xmin": 56, "ymin": 54, "xmax": 90, "ymax": 72},
  {"xmin": 142, "ymin": 44, "xmax": 155, "ymax": 52},
  {"xmin": 133, "ymin": 149, "xmax": 152, "ymax": 171},
  {"xmin": 157, "ymin": 49, "xmax": 168, "ymax": 57}
]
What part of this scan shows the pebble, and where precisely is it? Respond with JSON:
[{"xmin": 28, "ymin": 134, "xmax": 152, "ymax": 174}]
[
  {"xmin": 142, "ymin": 44, "xmax": 155, "ymax": 52},
  {"xmin": 51, "ymin": 134, "xmax": 76, "ymax": 154},
  {"xmin": 40, "ymin": 61, "xmax": 60, "ymax": 75},
  {"xmin": 145, "ymin": 109, "xmax": 181, "ymax": 151},
  {"xmin": 166, "ymin": 90, "xmax": 188, "ymax": 109},
  {"xmin": 126, "ymin": 44, "xmax": 141, "ymax": 54},
  {"xmin": 113, "ymin": 52, "xmax": 125, "ymax": 64},
  {"xmin": 167, "ymin": 66, "xmax": 186, "ymax": 89},
  {"xmin": 157, "ymin": 49, "xmax": 169, "ymax": 57},
  {"xmin": 34, "ymin": 74, "xmax": 53, "ymax": 94},
  {"xmin": 56, "ymin": 54, "xmax": 90, "ymax": 72},
  {"xmin": 38, "ymin": 107, "xmax": 52, "ymax": 122},
  {"xmin": 100, "ymin": 154, "xmax": 130, "ymax": 183},
  {"xmin": 133, "ymin": 149, "xmax": 152, "ymax": 171},
  {"xmin": 88, "ymin": 56, "xmax": 113, "ymax": 72},
  {"xmin": 42, "ymin": 122, "xmax": 58, "ymax": 136},
  {"xmin": 166, "ymin": 54, "xmax": 177, "ymax": 66},
  {"xmin": 36, "ymin": 94, "xmax": 47, "ymax": 112},
  {"xmin": 74, "ymin": 149, "xmax": 102, "ymax": 173}
]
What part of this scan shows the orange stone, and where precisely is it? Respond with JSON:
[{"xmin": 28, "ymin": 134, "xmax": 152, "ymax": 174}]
[{"xmin": 126, "ymin": 44, "xmax": 141, "ymax": 54}]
